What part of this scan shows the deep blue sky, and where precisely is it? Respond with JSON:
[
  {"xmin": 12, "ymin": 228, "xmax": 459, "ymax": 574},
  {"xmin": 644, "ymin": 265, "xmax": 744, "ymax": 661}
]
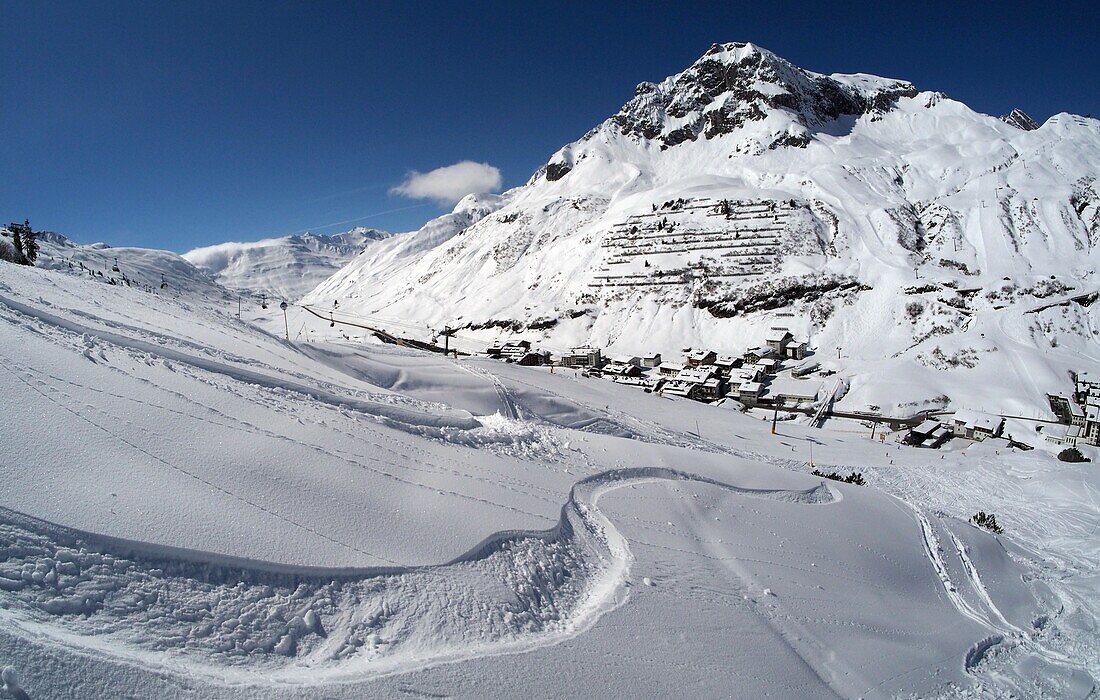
[{"xmin": 3, "ymin": 1, "xmax": 1096, "ymax": 251}]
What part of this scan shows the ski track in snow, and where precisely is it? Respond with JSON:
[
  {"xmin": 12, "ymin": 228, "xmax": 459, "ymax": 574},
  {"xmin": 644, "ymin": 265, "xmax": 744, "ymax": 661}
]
[{"xmin": 0, "ymin": 470, "xmax": 837, "ymax": 687}]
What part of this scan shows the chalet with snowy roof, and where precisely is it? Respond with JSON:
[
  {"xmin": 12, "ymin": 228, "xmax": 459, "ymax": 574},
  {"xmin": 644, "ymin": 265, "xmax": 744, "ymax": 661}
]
[
  {"xmin": 516, "ymin": 350, "xmax": 551, "ymax": 366},
  {"xmin": 657, "ymin": 361, "xmax": 685, "ymax": 377},
  {"xmin": 677, "ymin": 366, "xmax": 718, "ymax": 383},
  {"xmin": 560, "ymin": 346, "xmax": 603, "ymax": 368},
  {"xmin": 639, "ymin": 353, "xmax": 662, "ymax": 368},
  {"xmin": 737, "ymin": 381, "xmax": 763, "ymax": 406},
  {"xmin": 784, "ymin": 341, "xmax": 808, "ymax": 361},
  {"xmin": 949, "ymin": 410, "xmax": 1004, "ymax": 441},
  {"xmin": 732, "ymin": 366, "xmax": 762, "ymax": 384},
  {"xmin": 500, "ymin": 341, "xmax": 532, "ymax": 360},
  {"xmin": 486, "ymin": 340, "xmax": 530, "ymax": 358},
  {"xmin": 712, "ymin": 354, "xmax": 741, "ymax": 374},
  {"xmin": 754, "ymin": 358, "xmax": 779, "ymax": 375},
  {"xmin": 743, "ymin": 346, "xmax": 775, "ymax": 365},
  {"xmin": 661, "ymin": 376, "xmax": 725, "ymax": 402},
  {"xmin": 686, "ymin": 349, "xmax": 717, "ymax": 368},
  {"xmin": 765, "ymin": 328, "xmax": 794, "ymax": 354},
  {"xmin": 610, "ymin": 354, "xmax": 642, "ymax": 367},
  {"xmin": 604, "ymin": 359, "xmax": 642, "ymax": 377}
]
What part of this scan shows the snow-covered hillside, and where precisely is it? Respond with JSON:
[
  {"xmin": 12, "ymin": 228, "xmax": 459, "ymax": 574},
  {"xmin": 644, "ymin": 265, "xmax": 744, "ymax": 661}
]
[
  {"xmin": 2, "ymin": 227, "xmax": 228, "ymax": 298},
  {"xmin": 305, "ymin": 42, "xmax": 1100, "ymax": 417},
  {"xmin": 185, "ymin": 227, "xmax": 391, "ymax": 301},
  {"xmin": 1, "ymin": 228, "xmax": 1097, "ymax": 698}
]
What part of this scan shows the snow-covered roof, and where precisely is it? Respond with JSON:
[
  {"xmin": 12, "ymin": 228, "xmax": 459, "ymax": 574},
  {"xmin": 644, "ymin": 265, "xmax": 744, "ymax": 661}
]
[
  {"xmin": 662, "ymin": 381, "xmax": 693, "ymax": 397},
  {"xmin": 952, "ymin": 409, "xmax": 1003, "ymax": 432},
  {"xmin": 678, "ymin": 367, "xmax": 716, "ymax": 383},
  {"xmin": 913, "ymin": 419, "xmax": 941, "ymax": 435},
  {"xmin": 767, "ymin": 376, "xmax": 821, "ymax": 399},
  {"xmin": 739, "ymin": 381, "xmax": 762, "ymax": 394},
  {"xmin": 658, "ymin": 361, "xmax": 685, "ymax": 371}
]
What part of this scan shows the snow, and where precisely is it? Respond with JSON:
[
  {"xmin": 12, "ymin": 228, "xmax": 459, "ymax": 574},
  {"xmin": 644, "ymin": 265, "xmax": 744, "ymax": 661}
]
[{"xmin": 1, "ymin": 251, "xmax": 1097, "ymax": 698}]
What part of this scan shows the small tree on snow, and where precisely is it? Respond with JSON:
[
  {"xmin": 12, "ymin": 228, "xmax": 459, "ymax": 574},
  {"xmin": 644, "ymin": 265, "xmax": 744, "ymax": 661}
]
[
  {"xmin": 969, "ymin": 511, "xmax": 1004, "ymax": 534},
  {"xmin": 20, "ymin": 220, "xmax": 38, "ymax": 263}
]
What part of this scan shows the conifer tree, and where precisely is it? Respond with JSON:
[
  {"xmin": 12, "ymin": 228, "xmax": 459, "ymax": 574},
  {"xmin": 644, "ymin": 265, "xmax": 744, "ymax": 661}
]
[
  {"xmin": 20, "ymin": 220, "xmax": 38, "ymax": 264},
  {"xmin": 8, "ymin": 224, "xmax": 26, "ymax": 264}
]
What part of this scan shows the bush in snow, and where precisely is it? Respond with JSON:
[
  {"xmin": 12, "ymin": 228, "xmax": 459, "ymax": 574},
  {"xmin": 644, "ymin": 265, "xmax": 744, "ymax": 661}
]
[
  {"xmin": 811, "ymin": 469, "xmax": 865, "ymax": 486},
  {"xmin": 969, "ymin": 511, "xmax": 1004, "ymax": 534},
  {"xmin": 905, "ymin": 301, "xmax": 924, "ymax": 322},
  {"xmin": 1057, "ymin": 447, "xmax": 1090, "ymax": 463}
]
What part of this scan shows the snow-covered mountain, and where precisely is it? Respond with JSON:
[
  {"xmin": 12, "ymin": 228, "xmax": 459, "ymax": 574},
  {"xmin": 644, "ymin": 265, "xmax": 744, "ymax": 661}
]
[
  {"xmin": 185, "ymin": 227, "xmax": 391, "ymax": 301},
  {"xmin": 2, "ymin": 226, "xmax": 229, "ymax": 298},
  {"xmin": 305, "ymin": 42, "xmax": 1100, "ymax": 416}
]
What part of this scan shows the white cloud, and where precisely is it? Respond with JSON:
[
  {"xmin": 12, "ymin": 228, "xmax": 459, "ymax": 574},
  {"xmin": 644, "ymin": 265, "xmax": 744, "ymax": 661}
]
[{"xmin": 391, "ymin": 161, "xmax": 502, "ymax": 205}]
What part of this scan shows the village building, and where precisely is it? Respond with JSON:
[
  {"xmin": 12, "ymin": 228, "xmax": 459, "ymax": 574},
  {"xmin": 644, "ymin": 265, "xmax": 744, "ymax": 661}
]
[
  {"xmin": 604, "ymin": 359, "xmax": 642, "ymax": 377},
  {"xmin": 610, "ymin": 354, "xmax": 642, "ymax": 367},
  {"xmin": 677, "ymin": 366, "xmax": 718, "ymax": 384},
  {"xmin": 766, "ymin": 376, "xmax": 822, "ymax": 406},
  {"xmin": 639, "ymin": 353, "xmax": 662, "ymax": 368},
  {"xmin": 686, "ymin": 349, "xmax": 717, "ymax": 368},
  {"xmin": 784, "ymin": 341, "xmax": 808, "ymax": 361},
  {"xmin": 754, "ymin": 358, "xmax": 779, "ymax": 375},
  {"xmin": 486, "ymin": 340, "xmax": 530, "ymax": 359},
  {"xmin": 500, "ymin": 341, "xmax": 532, "ymax": 360},
  {"xmin": 950, "ymin": 409, "xmax": 1004, "ymax": 441},
  {"xmin": 1044, "ymin": 371, "xmax": 1100, "ymax": 446},
  {"xmin": 743, "ymin": 346, "xmax": 775, "ymax": 365},
  {"xmin": 516, "ymin": 350, "xmax": 551, "ymax": 366},
  {"xmin": 905, "ymin": 419, "xmax": 952, "ymax": 448},
  {"xmin": 712, "ymin": 354, "xmax": 741, "ymax": 375},
  {"xmin": 657, "ymin": 361, "xmax": 685, "ymax": 377},
  {"xmin": 560, "ymin": 346, "xmax": 603, "ymax": 368},
  {"xmin": 765, "ymin": 328, "xmax": 794, "ymax": 355},
  {"xmin": 661, "ymin": 377, "xmax": 725, "ymax": 402},
  {"xmin": 737, "ymin": 381, "xmax": 763, "ymax": 406}
]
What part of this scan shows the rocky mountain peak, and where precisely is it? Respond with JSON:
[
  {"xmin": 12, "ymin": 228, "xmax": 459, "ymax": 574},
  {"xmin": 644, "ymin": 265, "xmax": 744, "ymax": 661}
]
[
  {"xmin": 604, "ymin": 42, "xmax": 917, "ymax": 151},
  {"xmin": 1000, "ymin": 108, "xmax": 1040, "ymax": 131}
]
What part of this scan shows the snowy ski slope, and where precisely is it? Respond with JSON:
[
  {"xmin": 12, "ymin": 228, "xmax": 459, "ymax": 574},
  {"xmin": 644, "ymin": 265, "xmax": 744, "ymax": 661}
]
[{"xmin": 0, "ymin": 221, "xmax": 1097, "ymax": 698}]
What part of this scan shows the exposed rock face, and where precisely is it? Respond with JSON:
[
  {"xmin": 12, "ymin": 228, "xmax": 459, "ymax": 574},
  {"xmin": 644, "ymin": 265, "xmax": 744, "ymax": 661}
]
[
  {"xmin": 605, "ymin": 42, "xmax": 918, "ymax": 149},
  {"xmin": 1000, "ymin": 108, "xmax": 1040, "ymax": 131}
]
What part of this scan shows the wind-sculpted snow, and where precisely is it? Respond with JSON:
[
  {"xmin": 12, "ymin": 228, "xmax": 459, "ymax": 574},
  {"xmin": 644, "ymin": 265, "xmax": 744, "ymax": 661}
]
[
  {"xmin": 0, "ymin": 469, "xmax": 837, "ymax": 684},
  {"xmin": 0, "ymin": 293, "xmax": 481, "ymax": 435}
]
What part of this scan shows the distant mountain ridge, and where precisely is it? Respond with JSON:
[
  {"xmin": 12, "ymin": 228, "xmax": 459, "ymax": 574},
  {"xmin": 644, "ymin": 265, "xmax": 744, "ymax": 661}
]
[{"xmin": 185, "ymin": 227, "xmax": 392, "ymax": 300}]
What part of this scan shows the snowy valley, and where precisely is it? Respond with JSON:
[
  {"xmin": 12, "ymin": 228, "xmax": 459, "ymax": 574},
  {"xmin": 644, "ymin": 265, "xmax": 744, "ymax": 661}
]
[{"xmin": 1, "ymin": 41, "xmax": 1098, "ymax": 700}]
